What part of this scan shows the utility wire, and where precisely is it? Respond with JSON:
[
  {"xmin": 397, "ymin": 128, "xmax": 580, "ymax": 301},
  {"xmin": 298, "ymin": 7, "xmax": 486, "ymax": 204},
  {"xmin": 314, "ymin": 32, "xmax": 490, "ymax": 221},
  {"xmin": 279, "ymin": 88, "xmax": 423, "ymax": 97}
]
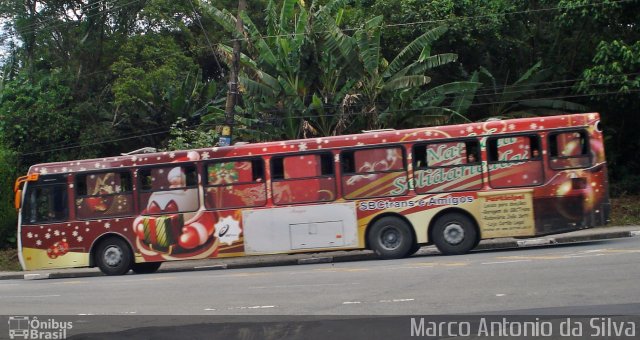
[{"xmin": 16, "ymin": 88, "xmax": 639, "ymax": 157}]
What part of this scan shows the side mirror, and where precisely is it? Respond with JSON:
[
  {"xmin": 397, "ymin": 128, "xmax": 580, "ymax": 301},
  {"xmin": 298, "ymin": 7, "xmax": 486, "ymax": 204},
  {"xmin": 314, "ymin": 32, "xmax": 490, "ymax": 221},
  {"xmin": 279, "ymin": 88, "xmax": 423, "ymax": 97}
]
[{"xmin": 14, "ymin": 189, "xmax": 22, "ymax": 210}]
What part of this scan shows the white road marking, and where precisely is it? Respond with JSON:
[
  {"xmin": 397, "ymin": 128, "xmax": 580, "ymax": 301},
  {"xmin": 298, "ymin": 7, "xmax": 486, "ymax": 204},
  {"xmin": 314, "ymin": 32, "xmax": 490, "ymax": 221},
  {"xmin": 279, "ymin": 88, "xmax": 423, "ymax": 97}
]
[
  {"xmin": 482, "ymin": 260, "xmax": 532, "ymax": 265},
  {"xmin": 342, "ymin": 301, "xmax": 362, "ymax": 305},
  {"xmin": 496, "ymin": 294, "xmax": 506, "ymax": 297},
  {"xmin": 250, "ymin": 283, "xmax": 359, "ymax": 289},
  {"xmin": 206, "ymin": 305, "xmax": 276, "ymax": 311},
  {"xmin": 0, "ymin": 294, "xmax": 61, "ymax": 298},
  {"xmin": 231, "ymin": 305, "xmax": 276, "ymax": 310},
  {"xmin": 379, "ymin": 299, "xmax": 414, "ymax": 303},
  {"xmin": 567, "ymin": 254, "xmax": 607, "ymax": 258}
]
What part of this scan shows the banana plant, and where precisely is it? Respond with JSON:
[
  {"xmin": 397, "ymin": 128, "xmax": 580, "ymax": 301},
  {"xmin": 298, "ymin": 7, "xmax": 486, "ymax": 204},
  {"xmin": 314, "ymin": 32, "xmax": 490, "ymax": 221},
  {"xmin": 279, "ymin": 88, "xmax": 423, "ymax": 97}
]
[{"xmin": 478, "ymin": 61, "xmax": 588, "ymax": 118}]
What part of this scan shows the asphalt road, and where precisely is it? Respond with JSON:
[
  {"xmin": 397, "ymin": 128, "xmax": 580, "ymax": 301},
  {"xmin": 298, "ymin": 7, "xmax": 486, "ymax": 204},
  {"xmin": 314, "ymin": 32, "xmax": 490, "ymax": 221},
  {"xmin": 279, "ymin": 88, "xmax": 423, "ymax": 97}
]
[{"xmin": 1, "ymin": 238, "xmax": 639, "ymax": 317}]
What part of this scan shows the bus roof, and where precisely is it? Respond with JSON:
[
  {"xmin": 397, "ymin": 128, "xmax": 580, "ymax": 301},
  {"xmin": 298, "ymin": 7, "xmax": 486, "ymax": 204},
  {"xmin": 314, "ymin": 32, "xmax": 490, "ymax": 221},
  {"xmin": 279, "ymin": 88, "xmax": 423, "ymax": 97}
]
[{"xmin": 27, "ymin": 113, "xmax": 600, "ymax": 176}]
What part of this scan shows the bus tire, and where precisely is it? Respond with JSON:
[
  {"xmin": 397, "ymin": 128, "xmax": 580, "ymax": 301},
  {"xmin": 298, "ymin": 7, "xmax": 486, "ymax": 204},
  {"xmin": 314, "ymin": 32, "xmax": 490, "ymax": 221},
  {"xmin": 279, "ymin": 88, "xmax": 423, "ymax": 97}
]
[
  {"xmin": 368, "ymin": 217, "xmax": 414, "ymax": 259},
  {"xmin": 131, "ymin": 262, "xmax": 162, "ymax": 274},
  {"xmin": 408, "ymin": 243, "xmax": 422, "ymax": 257},
  {"xmin": 432, "ymin": 212, "xmax": 477, "ymax": 255},
  {"xmin": 95, "ymin": 237, "xmax": 132, "ymax": 276}
]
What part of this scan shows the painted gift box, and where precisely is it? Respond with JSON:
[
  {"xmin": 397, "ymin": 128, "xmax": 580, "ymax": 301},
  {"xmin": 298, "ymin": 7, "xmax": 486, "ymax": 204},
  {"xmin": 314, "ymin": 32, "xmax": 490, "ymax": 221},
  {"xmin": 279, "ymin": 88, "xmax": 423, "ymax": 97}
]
[{"xmin": 140, "ymin": 214, "xmax": 184, "ymax": 254}]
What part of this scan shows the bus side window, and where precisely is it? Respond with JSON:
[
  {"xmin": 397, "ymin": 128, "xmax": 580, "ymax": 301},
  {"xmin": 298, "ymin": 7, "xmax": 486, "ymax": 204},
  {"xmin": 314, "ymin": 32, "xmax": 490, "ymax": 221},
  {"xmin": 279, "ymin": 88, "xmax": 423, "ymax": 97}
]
[
  {"xmin": 341, "ymin": 151, "xmax": 355, "ymax": 173},
  {"xmin": 271, "ymin": 158, "xmax": 284, "ymax": 180},
  {"xmin": 184, "ymin": 166, "xmax": 198, "ymax": 186},
  {"xmin": 252, "ymin": 159, "xmax": 265, "ymax": 181},
  {"xmin": 465, "ymin": 141, "xmax": 480, "ymax": 164},
  {"xmin": 25, "ymin": 184, "xmax": 68, "ymax": 223},
  {"xmin": 487, "ymin": 140, "xmax": 499, "ymax": 162},
  {"xmin": 530, "ymin": 136, "xmax": 541, "ymax": 159},
  {"xmin": 320, "ymin": 154, "xmax": 334, "ymax": 176},
  {"xmin": 548, "ymin": 131, "xmax": 590, "ymax": 169},
  {"xmin": 413, "ymin": 145, "xmax": 427, "ymax": 168}
]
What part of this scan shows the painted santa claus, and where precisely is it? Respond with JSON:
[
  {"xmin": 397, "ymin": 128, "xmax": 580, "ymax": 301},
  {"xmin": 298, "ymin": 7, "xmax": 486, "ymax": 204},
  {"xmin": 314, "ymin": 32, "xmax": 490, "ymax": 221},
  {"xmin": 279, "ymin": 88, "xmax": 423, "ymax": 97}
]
[{"xmin": 133, "ymin": 151, "xmax": 215, "ymax": 252}]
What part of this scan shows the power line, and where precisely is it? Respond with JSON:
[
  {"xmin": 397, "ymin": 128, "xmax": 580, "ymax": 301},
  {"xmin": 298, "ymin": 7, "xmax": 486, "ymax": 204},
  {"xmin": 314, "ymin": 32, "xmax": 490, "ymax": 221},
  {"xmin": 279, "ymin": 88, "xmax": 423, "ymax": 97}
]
[
  {"xmin": 0, "ymin": 0, "xmax": 144, "ymax": 42},
  {"xmin": 2, "ymin": 0, "xmax": 636, "ymax": 46},
  {"xmin": 2, "ymin": 0, "xmax": 635, "ymax": 86},
  {"xmin": 16, "ymin": 88, "xmax": 639, "ymax": 157}
]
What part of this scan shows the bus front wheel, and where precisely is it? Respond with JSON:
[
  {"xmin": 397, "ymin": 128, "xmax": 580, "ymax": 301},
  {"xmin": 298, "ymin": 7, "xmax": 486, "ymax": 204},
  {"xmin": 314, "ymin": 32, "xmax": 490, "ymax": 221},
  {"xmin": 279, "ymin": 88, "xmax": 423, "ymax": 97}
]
[
  {"xmin": 432, "ymin": 213, "xmax": 477, "ymax": 255},
  {"xmin": 95, "ymin": 237, "xmax": 132, "ymax": 276},
  {"xmin": 368, "ymin": 217, "xmax": 414, "ymax": 259}
]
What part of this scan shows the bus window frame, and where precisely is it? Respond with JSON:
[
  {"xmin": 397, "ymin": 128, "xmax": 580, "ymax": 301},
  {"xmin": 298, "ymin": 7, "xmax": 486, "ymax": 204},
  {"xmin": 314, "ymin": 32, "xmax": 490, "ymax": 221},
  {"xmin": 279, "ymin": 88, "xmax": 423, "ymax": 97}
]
[
  {"xmin": 22, "ymin": 175, "xmax": 69, "ymax": 225},
  {"xmin": 270, "ymin": 151, "xmax": 338, "ymax": 205},
  {"xmin": 547, "ymin": 129, "xmax": 592, "ymax": 170},
  {"xmin": 486, "ymin": 133, "xmax": 546, "ymax": 189},
  {"xmin": 73, "ymin": 170, "xmax": 135, "ymax": 220},
  {"xmin": 203, "ymin": 157, "xmax": 268, "ymax": 210},
  {"xmin": 137, "ymin": 162, "xmax": 200, "ymax": 215},
  {"xmin": 339, "ymin": 144, "xmax": 409, "ymax": 200},
  {"xmin": 412, "ymin": 138, "xmax": 484, "ymax": 194}
]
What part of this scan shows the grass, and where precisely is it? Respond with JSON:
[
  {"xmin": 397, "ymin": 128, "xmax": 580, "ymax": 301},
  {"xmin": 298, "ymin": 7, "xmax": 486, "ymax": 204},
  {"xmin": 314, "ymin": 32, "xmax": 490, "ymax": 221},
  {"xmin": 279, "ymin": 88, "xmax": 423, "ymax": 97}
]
[
  {"xmin": 0, "ymin": 196, "xmax": 638, "ymax": 272},
  {"xmin": 610, "ymin": 195, "xmax": 640, "ymax": 226},
  {"xmin": 0, "ymin": 248, "xmax": 20, "ymax": 272}
]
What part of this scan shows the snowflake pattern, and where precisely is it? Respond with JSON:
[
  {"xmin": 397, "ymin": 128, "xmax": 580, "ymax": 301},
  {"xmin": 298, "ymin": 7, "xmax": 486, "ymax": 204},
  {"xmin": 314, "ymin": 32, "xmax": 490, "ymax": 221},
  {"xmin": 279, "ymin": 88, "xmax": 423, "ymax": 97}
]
[
  {"xmin": 298, "ymin": 143, "xmax": 308, "ymax": 151},
  {"xmin": 202, "ymin": 152, "xmax": 210, "ymax": 160},
  {"xmin": 45, "ymin": 233, "xmax": 51, "ymax": 239},
  {"xmin": 27, "ymin": 232, "xmax": 33, "ymax": 239}
]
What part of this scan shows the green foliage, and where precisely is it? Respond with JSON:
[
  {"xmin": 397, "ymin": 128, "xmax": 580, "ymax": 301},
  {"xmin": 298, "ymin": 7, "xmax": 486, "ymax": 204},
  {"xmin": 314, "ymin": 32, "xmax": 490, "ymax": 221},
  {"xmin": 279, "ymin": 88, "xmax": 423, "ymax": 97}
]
[
  {"xmin": 0, "ymin": 70, "xmax": 81, "ymax": 166},
  {"xmin": 111, "ymin": 35, "xmax": 203, "ymax": 135},
  {"xmin": 477, "ymin": 61, "xmax": 587, "ymax": 118},
  {"xmin": 578, "ymin": 40, "xmax": 640, "ymax": 100},
  {"xmin": 208, "ymin": 0, "xmax": 476, "ymax": 136},
  {"xmin": 577, "ymin": 39, "xmax": 640, "ymax": 193},
  {"xmin": 0, "ymin": 146, "xmax": 18, "ymax": 248},
  {"xmin": 0, "ymin": 0, "xmax": 639, "ymax": 200}
]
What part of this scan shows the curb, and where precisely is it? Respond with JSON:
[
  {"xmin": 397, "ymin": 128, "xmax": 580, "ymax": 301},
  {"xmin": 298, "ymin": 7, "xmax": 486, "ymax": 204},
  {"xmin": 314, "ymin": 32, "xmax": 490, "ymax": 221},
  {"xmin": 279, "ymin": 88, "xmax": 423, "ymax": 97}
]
[{"xmin": 2, "ymin": 229, "xmax": 638, "ymax": 281}]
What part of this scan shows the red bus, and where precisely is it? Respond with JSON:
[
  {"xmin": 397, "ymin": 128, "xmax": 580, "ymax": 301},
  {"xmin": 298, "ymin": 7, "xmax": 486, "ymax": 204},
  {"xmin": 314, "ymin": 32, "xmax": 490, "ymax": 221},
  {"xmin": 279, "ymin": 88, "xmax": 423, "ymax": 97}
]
[{"xmin": 13, "ymin": 113, "xmax": 610, "ymax": 275}]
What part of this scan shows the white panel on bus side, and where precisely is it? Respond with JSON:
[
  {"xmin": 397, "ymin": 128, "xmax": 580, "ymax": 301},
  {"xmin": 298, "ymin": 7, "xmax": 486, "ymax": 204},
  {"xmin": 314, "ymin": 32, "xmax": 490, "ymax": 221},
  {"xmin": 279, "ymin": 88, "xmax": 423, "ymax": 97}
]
[{"xmin": 242, "ymin": 202, "xmax": 358, "ymax": 254}]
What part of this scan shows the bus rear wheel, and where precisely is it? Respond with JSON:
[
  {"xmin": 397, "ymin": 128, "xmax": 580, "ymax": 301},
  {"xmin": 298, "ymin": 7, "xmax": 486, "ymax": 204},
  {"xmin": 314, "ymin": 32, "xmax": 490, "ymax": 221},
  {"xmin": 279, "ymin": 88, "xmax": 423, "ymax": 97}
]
[
  {"xmin": 131, "ymin": 262, "xmax": 162, "ymax": 274},
  {"xmin": 368, "ymin": 217, "xmax": 414, "ymax": 259},
  {"xmin": 432, "ymin": 212, "xmax": 477, "ymax": 255},
  {"xmin": 95, "ymin": 237, "xmax": 132, "ymax": 276}
]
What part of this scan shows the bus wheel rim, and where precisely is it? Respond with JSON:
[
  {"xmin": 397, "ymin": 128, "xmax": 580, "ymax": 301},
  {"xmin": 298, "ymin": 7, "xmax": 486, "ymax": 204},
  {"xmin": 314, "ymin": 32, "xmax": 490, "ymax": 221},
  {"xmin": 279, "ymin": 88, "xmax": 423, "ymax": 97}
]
[
  {"xmin": 380, "ymin": 226, "xmax": 401, "ymax": 250},
  {"xmin": 443, "ymin": 223, "xmax": 464, "ymax": 245},
  {"xmin": 103, "ymin": 246, "xmax": 123, "ymax": 267}
]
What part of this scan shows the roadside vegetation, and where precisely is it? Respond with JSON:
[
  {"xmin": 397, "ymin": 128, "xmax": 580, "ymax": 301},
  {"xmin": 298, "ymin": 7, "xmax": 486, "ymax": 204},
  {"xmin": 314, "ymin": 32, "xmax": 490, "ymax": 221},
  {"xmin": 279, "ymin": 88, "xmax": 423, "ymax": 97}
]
[
  {"xmin": 610, "ymin": 196, "xmax": 640, "ymax": 227},
  {"xmin": 0, "ymin": 0, "xmax": 639, "ymax": 252},
  {"xmin": 0, "ymin": 248, "xmax": 19, "ymax": 272}
]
